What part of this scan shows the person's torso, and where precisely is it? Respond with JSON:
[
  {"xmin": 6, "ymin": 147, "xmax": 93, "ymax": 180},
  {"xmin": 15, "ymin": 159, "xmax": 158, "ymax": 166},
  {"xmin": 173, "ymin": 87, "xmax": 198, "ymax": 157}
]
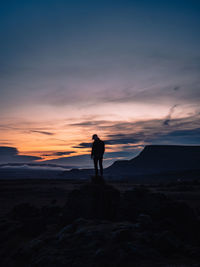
[{"xmin": 93, "ymin": 140, "xmax": 104, "ymax": 157}]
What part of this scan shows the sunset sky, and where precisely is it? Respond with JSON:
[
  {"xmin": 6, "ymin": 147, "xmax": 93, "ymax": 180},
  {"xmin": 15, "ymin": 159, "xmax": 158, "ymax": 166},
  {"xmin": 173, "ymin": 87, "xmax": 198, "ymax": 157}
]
[{"xmin": 0, "ymin": 0, "xmax": 200, "ymax": 167}]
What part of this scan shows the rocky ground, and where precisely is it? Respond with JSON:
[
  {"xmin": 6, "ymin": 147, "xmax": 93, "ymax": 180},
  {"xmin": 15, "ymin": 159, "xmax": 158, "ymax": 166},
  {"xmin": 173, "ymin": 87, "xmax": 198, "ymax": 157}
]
[{"xmin": 0, "ymin": 178, "xmax": 200, "ymax": 266}]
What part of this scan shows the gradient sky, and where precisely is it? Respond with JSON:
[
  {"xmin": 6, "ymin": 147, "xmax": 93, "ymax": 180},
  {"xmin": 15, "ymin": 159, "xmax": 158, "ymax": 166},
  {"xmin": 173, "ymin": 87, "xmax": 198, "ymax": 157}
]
[{"xmin": 0, "ymin": 0, "xmax": 200, "ymax": 167}]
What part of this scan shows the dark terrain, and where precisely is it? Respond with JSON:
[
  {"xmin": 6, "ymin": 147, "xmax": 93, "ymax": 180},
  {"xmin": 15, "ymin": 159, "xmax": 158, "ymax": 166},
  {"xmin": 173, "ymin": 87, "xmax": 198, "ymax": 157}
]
[
  {"xmin": 0, "ymin": 145, "xmax": 200, "ymax": 266},
  {"xmin": 0, "ymin": 178, "xmax": 200, "ymax": 266}
]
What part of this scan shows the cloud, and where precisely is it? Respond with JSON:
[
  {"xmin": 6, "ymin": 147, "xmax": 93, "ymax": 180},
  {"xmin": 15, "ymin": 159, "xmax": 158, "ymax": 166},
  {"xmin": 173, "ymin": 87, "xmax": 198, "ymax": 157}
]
[
  {"xmin": 0, "ymin": 147, "xmax": 18, "ymax": 156},
  {"xmin": 169, "ymin": 128, "xmax": 200, "ymax": 137},
  {"xmin": 43, "ymin": 151, "xmax": 75, "ymax": 156},
  {"xmin": 143, "ymin": 125, "xmax": 200, "ymax": 146},
  {"xmin": 74, "ymin": 136, "xmax": 143, "ymax": 148},
  {"xmin": 72, "ymin": 142, "xmax": 92, "ymax": 149},
  {"xmin": 103, "ymin": 114, "xmax": 200, "ymax": 146},
  {"xmin": 173, "ymin": 86, "xmax": 180, "ymax": 91},
  {"xmin": 33, "ymin": 78, "xmax": 200, "ymax": 109},
  {"xmin": 121, "ymin": 144, "xmax": 144, "ymax": 151},
  {"xmin": 160, "ymin": 128, "xmax": 200, "ymax": 144},
  {"xmin": 70, "ymin": 120, "xmax": 107, "ymax": 127},
  {"xmin": 104, "ymin": 151, "xmax": 139, "ymax": 160},
  {"xmin": 163, "ymin": 104, "xmax": 178, "ymax": 126},
  {"xmin": 0, "ymin": 141, "xmax": 13, "ymax": 145},
  {"xmin": 105, "ymin": 134, "xmax": 142, "ymax": 145},
  {"xmin": 30, "ymin": 130, "xmax": 54, "ymax": 136},
  {"xmin": 0, "ymin": 164, "xmax": 69, "ymax": 171},
  {"xmin": 70, "ymin": 113, "xmax": 200, "ymax": 150},
  {"xmin": 0, "ymin": 146, "xmax": 42, "ymax": 163}
]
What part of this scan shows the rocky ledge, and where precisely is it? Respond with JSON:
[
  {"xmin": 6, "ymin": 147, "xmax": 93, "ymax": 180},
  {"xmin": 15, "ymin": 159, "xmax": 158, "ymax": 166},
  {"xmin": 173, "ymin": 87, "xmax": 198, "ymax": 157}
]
[{"xmin": 1, "ymin": 179, "xmax": 200, "ymax": 266}]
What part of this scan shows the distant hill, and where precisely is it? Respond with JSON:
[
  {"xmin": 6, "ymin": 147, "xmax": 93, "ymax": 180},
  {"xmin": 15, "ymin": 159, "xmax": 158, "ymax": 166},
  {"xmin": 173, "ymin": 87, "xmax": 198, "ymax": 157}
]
[{"xmin": 106, "ymin": 145, "xmax": 200, "ymax": 178}]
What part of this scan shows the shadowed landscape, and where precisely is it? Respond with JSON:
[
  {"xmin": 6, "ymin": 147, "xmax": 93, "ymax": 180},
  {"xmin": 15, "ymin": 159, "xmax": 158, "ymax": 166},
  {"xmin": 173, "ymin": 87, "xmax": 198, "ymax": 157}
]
[
  {"xmin": 1, "ymin": 0, "xmax": 200, "ymax": 266},
  {"xmin": 0, "ymin": 145, "xmax": 200, "ymax": 266}
]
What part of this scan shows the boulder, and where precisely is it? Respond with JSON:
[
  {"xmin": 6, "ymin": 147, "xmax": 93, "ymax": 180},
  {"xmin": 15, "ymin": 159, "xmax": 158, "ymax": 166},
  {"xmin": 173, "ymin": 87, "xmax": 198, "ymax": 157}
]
[
  {"xmin": 61, "ymin": 182, "xmax": 120, "ymax": 224},
  {"xmin": 118, "ymin": 187, "xmax": 168, "ymax": 222}
]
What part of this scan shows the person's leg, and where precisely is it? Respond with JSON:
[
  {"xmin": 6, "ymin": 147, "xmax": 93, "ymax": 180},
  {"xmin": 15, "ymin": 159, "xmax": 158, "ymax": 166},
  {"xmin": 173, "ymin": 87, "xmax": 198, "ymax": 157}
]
[
  {"xmin": 99, "ymin": 158, "xmax": 103, "ymax": 176},
  {"xmin": 93, "ymin": 158, "xmax": 98, "ymax": 176}
]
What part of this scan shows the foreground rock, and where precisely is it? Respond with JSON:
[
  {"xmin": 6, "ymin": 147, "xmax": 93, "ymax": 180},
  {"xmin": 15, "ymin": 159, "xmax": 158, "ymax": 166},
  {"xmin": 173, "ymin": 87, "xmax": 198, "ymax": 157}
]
[
  {"xmin": 119, "ymin": 187, "xmax": 200, "ymax": 242},
  {"xmin": 61, "ymin": 180, "xmax": 120, "ymax": 224},
  {"xmin": 1, "ymin": 180, "xmax": 200, "ymax": 267}
]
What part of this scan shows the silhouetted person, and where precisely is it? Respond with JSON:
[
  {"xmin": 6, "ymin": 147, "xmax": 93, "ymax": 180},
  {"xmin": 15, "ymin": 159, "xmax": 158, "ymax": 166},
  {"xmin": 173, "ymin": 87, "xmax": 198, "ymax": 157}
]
[{"xmin": 91, "ymin": 134, "xmax": 105, "ymax": 177}]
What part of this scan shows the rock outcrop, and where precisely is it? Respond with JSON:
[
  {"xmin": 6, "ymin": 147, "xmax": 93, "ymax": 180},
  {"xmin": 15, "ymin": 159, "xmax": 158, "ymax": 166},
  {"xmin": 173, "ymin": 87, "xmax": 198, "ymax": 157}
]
[
  {"xmin": 61, "ymin": 179, "xmax": 120, "ymax": 223},
  {"xmin": 1, "ymin": 180, "xmax": 200, "ymax": 267}
]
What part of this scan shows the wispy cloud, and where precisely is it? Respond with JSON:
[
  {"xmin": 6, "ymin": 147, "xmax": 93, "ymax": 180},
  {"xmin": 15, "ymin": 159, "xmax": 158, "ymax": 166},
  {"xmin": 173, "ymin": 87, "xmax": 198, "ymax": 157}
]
[
  {"xmin": 72, "ymin": 142, "xmax": 92, "ymax": 149},
  {"xmin": 70, "ymin": 120, "xmax": 108, "ymax": 127},
  {"xmin": 42, "ymin": 151, "xmax": 75, "ymax": 156},
  {"xmin": 105, "ymin": 134, "xmax": 143, "ymax": 145},
  {"xmin": 80, "ymin": 113, "xmax": 200, "ymax": 145},
  {"xmin": 30, "ymin": 130, "xmax": 54, "ymax": 136},
  {"xmin": 163, "ymin": 104, "xmax": 178, "ymax": 126}
]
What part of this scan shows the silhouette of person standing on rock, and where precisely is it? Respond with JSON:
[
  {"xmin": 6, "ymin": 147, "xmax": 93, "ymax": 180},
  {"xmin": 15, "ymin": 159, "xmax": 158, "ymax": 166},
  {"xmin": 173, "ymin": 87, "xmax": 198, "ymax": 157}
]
[{"xmin": 91, "ymin": 134, "xmax": 105, "ymax": 177}]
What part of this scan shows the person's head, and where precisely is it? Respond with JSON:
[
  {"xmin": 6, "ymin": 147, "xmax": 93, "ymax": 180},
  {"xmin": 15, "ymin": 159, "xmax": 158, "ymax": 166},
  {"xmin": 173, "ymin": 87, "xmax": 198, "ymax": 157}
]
[{"xmin": 92, "ymin": 134, "xmax": 99, "ymax": 141}]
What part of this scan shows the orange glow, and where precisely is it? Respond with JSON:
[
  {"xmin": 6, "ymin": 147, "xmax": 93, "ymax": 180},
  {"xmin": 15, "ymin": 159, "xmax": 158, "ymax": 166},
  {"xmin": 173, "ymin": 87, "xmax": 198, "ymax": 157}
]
[{"xmin": 0, "ymin": 103, "xmax": 195, "ymax": 161}]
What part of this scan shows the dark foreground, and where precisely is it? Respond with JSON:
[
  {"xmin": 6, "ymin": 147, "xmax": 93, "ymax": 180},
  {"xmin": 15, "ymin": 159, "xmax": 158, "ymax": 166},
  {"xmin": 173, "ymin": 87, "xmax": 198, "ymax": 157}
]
[{"xmin": 0, "ymin": 178, "xmax": 200, "ymax": 267}]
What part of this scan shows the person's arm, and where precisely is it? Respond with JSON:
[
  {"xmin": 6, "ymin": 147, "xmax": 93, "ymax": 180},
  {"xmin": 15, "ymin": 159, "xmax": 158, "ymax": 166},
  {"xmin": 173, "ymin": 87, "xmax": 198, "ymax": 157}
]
[
  {"xmin": 102, "ymin": 141, "xmax": 105, "ymax": 155},
  {"xmin": 91, "ymin": 142, "xmax": 94, "ymax": 159}
]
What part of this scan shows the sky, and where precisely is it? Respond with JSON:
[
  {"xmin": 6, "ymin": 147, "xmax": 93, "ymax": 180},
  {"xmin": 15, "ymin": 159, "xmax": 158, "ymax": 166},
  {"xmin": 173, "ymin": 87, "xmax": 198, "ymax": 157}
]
[{"xmin": 0, "ymin": 0, "xmax": 200, "ymax": 167}]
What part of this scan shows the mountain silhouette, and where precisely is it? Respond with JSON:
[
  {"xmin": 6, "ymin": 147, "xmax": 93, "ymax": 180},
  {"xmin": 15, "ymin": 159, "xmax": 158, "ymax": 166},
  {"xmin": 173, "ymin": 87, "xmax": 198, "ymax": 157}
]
[{"xmin": 107, "ymin": 145, "xmax": 200, "ymax": 177}]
